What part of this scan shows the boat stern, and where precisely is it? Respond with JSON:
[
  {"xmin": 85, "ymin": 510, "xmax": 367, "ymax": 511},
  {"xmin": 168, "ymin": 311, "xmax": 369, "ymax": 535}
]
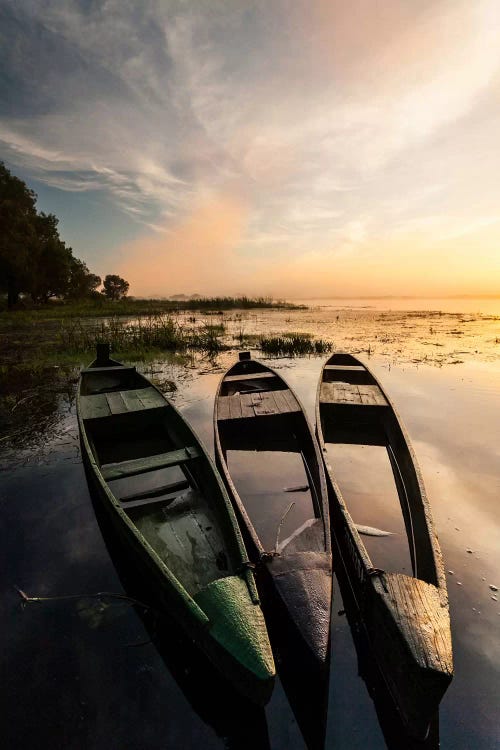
[{"xmin": 367, "ymin": 572, "xmax": 453, "ymax": 738}]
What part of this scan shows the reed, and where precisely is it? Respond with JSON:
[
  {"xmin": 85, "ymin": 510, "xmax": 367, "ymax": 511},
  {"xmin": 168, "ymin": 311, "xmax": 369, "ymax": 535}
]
[
  {"xmin": 259, "ymin": 333, "xmax": 332, "ymax": 356},
  {"xmin": 57, "ymin": 315, "xmax": 226, "ymax": 355},
  {"xmin": 1, "ymin": 295, "xmax": 304, "ymax": 319}
]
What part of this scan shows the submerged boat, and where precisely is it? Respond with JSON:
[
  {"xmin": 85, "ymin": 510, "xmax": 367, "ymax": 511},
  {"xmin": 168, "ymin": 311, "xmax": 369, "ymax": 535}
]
[
  {"xmin": 214, "ymin": 353, "xmax": 333, "ymax": 682},
  {"xmin": 77, "ymin": 346, "xmax": 275, "ymax": 703},
  {"xmin": 316, "ymin": 353, "xmax": 453, "ymax": 738}
]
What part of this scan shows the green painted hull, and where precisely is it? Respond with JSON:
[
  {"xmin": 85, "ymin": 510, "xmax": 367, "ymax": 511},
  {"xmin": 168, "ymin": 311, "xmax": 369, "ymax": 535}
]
[{"xmin": 78, "ymin": 355, "xmax": 275, "ymax": 703}]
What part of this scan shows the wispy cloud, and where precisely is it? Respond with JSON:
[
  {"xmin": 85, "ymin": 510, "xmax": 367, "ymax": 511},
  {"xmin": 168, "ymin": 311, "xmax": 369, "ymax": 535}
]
[{"xmin": 1, "ymin": 1, "xmax": 500, "ymax": 294}]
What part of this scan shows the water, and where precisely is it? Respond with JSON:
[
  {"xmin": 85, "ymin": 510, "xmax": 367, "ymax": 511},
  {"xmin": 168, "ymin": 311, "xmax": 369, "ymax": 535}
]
[{"xmin": 1, "ymin": 300, "xmax": 500, "ymax": 748}]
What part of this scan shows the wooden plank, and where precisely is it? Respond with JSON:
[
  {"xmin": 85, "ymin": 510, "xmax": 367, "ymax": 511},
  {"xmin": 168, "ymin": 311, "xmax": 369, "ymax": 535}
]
[
  {"xmin": 281, "ymin": 389, "xmax": 299, "ymax": 412},
  {"xmin": 228, "ymin": 394, "xmax": 243, "ymax": 420},
  {"xmin": 358, "ymin": 385, "xmax": 387, "ymax": 406},
  {"xmin": 120, "ymin": 478, "xmax": 190, "ymax": 503},
  {"xmin": 120, "ymin": 479, "xmax": 190, "ymax": 508},
  {"xmin": 381, "ymin": 574, "xmax": 453, "ymax": 673},
  {"xmin": 120, "ymin": 494, "xmax": 179, "ymax": 511},
  {"xmin": 136, "ymin": 387, "xmax": 166, "ymax": 410},
  {"xmin": 321, "ymin": 382, "xmax": 364, "ymax": 404},
  {"xmin": 217, "ymin": 396, "xmax": 231, "ymax": 420},
  {"xmin": 106, "ymin": 391, "xmax": 128, "ymax": 414},
  {"xmin": 120, "ymin": 389, "xmax": 147, "ymax": 411},
  {"xmin": 80, "ymin": 394, "xmax": 111, "ymax": 420},
  {"xmin": 224, "ymin": 372, "xmax": 277, "ymax": 383},
  {"xmin": 253, "ymin": 391, "xmax": 277, "ymax": 416},
  {"xmin": 101, "ymin": 446, "xmax": 200, "ymax": 481},
  {"xmin": 272, "ymin": 389, "xmax": 293, "ymax": 414},
  {"xmin": 217, "ymin": 389, "xmax": 301, "ymax": 420},
  {"xmin": 324, "ymin": 365, "xmax": 365, "ymax": 372},
  {"xmin": 240, "ymin": 393, "xmax": 256, "ymax": 418},
  {"xmin": 81, "ymin": 365, "xmax": 136, "ymax": 376},
  {"xmin": 339, "ymin": 384, "xmax": 361, "ymax": 403}
]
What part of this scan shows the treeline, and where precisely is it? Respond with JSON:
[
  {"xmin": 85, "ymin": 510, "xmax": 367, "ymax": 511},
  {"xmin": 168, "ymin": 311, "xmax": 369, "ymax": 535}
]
[
  {"xmin": 0, "ymin": 162, "xmax": 128, "ymax": 309},
  {"xmin": 167, "ymin": 295, "xmax": 301, "ymax": 310}
]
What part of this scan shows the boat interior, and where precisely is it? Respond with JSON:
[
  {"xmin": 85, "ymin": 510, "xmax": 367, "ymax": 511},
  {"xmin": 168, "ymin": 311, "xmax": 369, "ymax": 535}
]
[
  {"xmin": 217, "ymin": 362, "xmax": 327, "ymax": 556},
  {"xmin": 319, "ymin": 354, "xmax": 436, "ymax": 583},
  {"xmin": 81, "ymin": 364, "xmax": 238, "ymax": 595}
]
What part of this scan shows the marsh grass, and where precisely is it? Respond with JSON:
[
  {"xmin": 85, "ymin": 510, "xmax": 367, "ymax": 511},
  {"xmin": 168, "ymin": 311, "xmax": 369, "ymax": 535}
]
[
  {"xmin": 0, "ymin": 295, "xmax": 303, "ymax": 320},
  {"xmin": 57, "ymin": 315, "xmax": 227, "ymax": 355},
  {"xmin": 259, "ymin": 332, "xmax": 332, "ymax": 356}
]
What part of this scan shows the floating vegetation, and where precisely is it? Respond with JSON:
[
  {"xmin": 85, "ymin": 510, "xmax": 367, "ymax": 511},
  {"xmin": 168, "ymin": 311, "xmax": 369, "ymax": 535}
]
[{"xmin": 259, "ymin": 333, "xmax": 332, "ymax": 356}]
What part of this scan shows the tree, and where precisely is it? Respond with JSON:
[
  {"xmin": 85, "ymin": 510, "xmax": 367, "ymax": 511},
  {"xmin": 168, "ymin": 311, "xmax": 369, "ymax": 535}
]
[
  {"xmin": 0, "ymin": 162, "xmax": 38, "ymax": 307},
  {"xmin": 102, "ymin": 274, "xmax": 129, "ymax": 300},
  {"xmin": 0, "ymin": 162, "xmax": 103, "ymax": 308},
  {"xmin": 67, "ymin": 257, "xmax": 101, "ymax": 299},
  {"xmin": 29, "ymin": 213, "xmax": 73, "ymax": 303}
]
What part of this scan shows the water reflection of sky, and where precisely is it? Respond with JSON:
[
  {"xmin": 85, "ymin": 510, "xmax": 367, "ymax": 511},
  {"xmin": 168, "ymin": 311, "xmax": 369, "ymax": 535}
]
[{"xmin": 2, "ymin": 345, "xmax": 499, "ymax": 748}]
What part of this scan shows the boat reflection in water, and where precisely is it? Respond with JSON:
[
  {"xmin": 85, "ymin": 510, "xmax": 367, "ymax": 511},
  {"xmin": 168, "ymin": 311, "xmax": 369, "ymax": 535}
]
[
  {"xmin": 88, "ymin": 486, "xmax": 272, "ymax": 750},
  {"xmin": 333, "ymin": 537, "xmax": 440, "ymax": 750}
]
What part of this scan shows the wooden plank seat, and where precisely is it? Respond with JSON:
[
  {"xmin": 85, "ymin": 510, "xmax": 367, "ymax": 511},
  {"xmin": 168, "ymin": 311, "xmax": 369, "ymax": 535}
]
[
  {"xmin": 324, "ymin": 365, "xmax": 366, "ymax": 372},
  {"xmin": 80, "ymin": 387, "xmax": 166, "ymax": 420},
  {"xmin": 217, "ymin": 388, "xmax": 300, "ymax": 420},
  {"xmin": 101, "ymin": 446, "xmax": 200, "ymax": 482},
  {"xmin": 224, "ymin": 372, "xmax": 278, "ymax": 383},
  {"xmin": 119, "ymin": 478, "xmax": 191, "ymax": 510},
  {"xmin": 320, "ymin": 382, "xmax": 388, "ymax": 407},
  {"xmin": 81, "ymin": 365, "xmax": 137, "ymax": 376},
  {"xmin": 322, "ymin": 363, "xmax": 374, "ymax": 385}
]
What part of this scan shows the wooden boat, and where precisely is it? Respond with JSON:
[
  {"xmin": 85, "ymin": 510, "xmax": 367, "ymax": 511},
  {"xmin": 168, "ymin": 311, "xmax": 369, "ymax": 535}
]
[
  {"xmin": 214, "ymin": 353, "xmax": 333, "ymax": 679},
  {"xmin": 316, "ymin": 353, "xmax": 453, "ymax": 738},
  {"xmin": 77, "ymin": 346, "xmax": 275, "ymax": 704}
]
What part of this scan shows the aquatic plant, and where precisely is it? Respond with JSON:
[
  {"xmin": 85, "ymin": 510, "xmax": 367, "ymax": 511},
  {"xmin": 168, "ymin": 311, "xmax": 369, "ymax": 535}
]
[
  {"xmin": 259, "ymin": 333, "xmax": 332, "ymax": 356},
  {"xmin": 57, "ymin": 314, "xmax": 227, "ymax": 355}
]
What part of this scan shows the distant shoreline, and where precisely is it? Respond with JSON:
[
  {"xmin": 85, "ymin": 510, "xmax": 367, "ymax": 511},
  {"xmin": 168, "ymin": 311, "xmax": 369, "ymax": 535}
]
[{"xmin": 286, "ymin": 294, "xmax": 500, "ymax": 301}]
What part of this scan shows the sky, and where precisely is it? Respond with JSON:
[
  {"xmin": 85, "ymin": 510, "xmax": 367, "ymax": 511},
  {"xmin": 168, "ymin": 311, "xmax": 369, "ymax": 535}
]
[{"xmin": 1, "ymin": 0, "xmax": 500, "ymax": 299}]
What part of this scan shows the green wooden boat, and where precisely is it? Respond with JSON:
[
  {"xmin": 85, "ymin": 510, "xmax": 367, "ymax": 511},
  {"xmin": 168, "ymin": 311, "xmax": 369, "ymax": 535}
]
[{"xmin": 77, "ymin": 347, "xmax": 275, "ymax": 703}]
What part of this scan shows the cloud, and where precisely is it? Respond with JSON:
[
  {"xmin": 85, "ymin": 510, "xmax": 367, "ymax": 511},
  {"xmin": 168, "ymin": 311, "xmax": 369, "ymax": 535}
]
[
  {"xmin": 1, "ymin": 1, "xmax": 500, "ymax": 295},
  {"xmin": 117, "ymin": 186, "xmax": 251, "ymax": 296}
]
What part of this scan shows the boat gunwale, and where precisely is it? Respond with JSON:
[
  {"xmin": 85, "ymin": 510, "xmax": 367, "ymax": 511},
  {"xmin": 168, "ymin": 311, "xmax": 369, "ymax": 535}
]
[{"xmin": 214, "ymin": 354, "xmax": 330, "ymax": 562}]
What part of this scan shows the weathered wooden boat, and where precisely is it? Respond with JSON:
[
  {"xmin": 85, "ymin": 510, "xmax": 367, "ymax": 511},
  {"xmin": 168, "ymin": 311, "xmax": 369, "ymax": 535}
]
[
  {"xmin": 214, "ymin": 353, "xmax": 333, "ymax": 683},
  {"xmin": 88, "ymin": 475, "xmax": 272, "ymax": 750},
  {"xmin": 316, "ymin": 352, "xmax": 453, "ymax": 738},
  {"xmin": 77, "ymin": 346, "xmax": 275, "ymax": 704}
]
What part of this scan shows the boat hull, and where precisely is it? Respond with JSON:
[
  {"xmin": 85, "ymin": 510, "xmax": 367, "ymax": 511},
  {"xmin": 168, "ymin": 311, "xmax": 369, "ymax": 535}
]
[
  {"xmin": 80, "ymin": 444, "xmax": 274, "ymax": 705},
  {"xmin": 316, "ymin": 353, "xmax": 453, "ymax": 739},
  {"xmin": 77, "ymin": 354, "xmax": 275, "ymax": 704}
]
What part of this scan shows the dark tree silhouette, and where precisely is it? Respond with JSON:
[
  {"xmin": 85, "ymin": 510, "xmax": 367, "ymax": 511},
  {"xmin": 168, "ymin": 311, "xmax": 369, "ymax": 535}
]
[
  {"xmin": 29, "ymin": 213, "xmax": 73, "ymax": 303},
  {"xmin": 67, "ymin": 257, "xmax": 101, "ymax": 299},
  {"xmin": 102, "ymin": 274, "xmax": 129, "ymax": 300},
  {"xmin": 0, "ymin": 162, "xmax": 102, "ymax": 307},
  {"xmin": 0, "ymin": 162, "xmax": 38, "ymax": 307}
]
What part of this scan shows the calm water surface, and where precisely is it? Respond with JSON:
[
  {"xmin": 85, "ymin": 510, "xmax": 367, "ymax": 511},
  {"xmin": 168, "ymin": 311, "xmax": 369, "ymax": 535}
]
[{"xmin": 2, "ymin": 301, "xmax": 499, "ymax": 749}]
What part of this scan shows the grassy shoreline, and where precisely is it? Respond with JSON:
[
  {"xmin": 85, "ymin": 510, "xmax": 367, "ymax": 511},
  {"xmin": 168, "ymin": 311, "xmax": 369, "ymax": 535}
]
[
  {"xmin": 0, "ymin": 292, "xmax": 332, "ymax": 377},
  {"xmin": 0, "ymin": 295, "xmax": 305, "ymax": 320}
]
